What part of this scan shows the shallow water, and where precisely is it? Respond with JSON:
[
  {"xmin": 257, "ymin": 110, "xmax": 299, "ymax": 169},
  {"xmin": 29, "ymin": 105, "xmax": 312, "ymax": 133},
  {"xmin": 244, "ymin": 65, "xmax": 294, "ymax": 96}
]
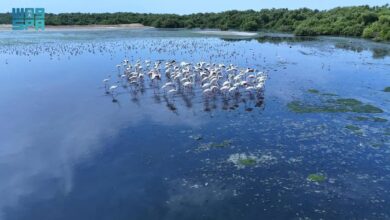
[{"xmin": 0, "ymin": 29, "xmax": 389, "ymax": 220}]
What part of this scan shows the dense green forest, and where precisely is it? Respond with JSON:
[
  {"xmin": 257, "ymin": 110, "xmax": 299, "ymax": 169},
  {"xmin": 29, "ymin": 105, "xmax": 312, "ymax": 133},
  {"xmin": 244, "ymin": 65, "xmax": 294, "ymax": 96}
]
[{"xmin": 0, "ymin": 5, "xmax": 389, "ymax": 41}]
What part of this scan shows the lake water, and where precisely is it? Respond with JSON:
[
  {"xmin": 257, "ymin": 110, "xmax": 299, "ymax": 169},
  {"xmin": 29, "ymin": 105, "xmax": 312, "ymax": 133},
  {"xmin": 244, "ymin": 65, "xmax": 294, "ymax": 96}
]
[{"xmin": 0, "ymin": 28, "xmax": 389, "ymax": 220}]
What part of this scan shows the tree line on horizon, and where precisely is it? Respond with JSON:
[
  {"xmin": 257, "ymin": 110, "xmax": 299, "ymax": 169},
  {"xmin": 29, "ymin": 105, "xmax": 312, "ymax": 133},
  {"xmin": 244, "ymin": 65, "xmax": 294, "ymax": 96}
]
[{"xmin": 0, "ymin": 5, "xmax": 389, "ymax": 41}]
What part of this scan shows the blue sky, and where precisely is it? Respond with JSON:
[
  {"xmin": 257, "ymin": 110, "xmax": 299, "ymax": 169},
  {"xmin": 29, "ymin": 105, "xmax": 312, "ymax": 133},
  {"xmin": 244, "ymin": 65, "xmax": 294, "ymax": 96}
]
[{"xmin": 1, "ymin": 0, "xmax": 388, "ymax": 14}]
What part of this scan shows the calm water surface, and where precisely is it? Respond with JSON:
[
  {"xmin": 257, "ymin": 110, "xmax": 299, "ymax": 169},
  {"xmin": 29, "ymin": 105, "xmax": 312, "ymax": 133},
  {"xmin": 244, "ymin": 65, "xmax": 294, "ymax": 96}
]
[{"xmin": 0, "ymin": 29, "xmax": 389, "ymax": 220}]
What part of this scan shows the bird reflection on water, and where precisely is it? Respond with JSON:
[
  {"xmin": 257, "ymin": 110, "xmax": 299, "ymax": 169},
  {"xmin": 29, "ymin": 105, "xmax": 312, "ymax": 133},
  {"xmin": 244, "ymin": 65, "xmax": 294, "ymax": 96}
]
[{"xmin": 103, "ymin": 60, "xmax": 267, "ymax": 114}]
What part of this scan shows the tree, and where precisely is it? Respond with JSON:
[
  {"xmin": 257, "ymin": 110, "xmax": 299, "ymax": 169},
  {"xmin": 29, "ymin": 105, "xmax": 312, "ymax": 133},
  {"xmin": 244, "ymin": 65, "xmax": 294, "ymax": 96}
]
[
  {"xmin": 241, "ymin": 20, "xmax": 258, "ymax": 31},
  {"xmin": 1, "ymin": 5, "xmax": 389, "ymax": 41}
]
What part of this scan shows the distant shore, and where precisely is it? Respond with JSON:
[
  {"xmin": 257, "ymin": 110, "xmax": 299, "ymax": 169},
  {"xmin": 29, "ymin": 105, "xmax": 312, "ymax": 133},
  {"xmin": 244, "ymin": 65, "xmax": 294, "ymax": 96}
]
[
  {"xmin": 194, "ymin": 30, "xmax": 258, "ymax": 37},
  {"xmin": 0, "ymin": 5, "xmax": 388, "ymax": 41},
  {"xmin": 0, "ymin": 24, "xmax": 259, "ymax": 37},
  {"xmin": 0, "ymin": 23, "xmax": 151, "ymax": 31}
]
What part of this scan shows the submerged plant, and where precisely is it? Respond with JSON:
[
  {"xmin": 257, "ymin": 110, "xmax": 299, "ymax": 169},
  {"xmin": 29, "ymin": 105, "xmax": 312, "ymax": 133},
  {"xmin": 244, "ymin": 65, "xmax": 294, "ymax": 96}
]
[
  {"xmin": 196, "ymin": 140, "xmax": 232, "ymax": 152},
  {"xmin": 350, "ymin": 116, "xmax": 370, "ymax": 121},
  {"xmin": 210, "ymin": 140, "xmax": 232, "ymax": 148},
  {"xmin": 321, "ymin": 93, "xmax": 338, "ymax": 96},
  {"xmin": 228, "ymin": 153, "xmax": 277, "ymax": 169},
  {"xmin": 307, "ymin": 173, "xmax": 326, "ymax": 182},
  {"xmin": 345, "ymin": 125, "xmax": 361, "ymax": 131},
  {"xmin": 349, "ymin": 116, "xmax": 387, "ymax": 122},
  {"xmin": 371, "ymin": 143, "xmax": 382, "ymax": 148},
  {"xmin": 238, "ymin": 158, "xmax": 257, "ymax": 166},
  {"xmin": 332, "ymin": 98, "xmax": 383, "ymax": 113},
  {"xmin": 384, "ymin": 87, "xmax": 390, "ymax": 92},
  {"xmin": 345, "ymin": 125, "xmax": 363, "ymax": 135},
  {"xmin": 287, "ymin": 94, "xmax": 383, "ymax": 114},
  {"xmin": 307, "ymin": 88, "xmax": 338, "ymax": 96},
  {"xmin": 228, "ymin": 153, "xmax": 258, "ymax": 169},
  {"xmin": 335, "ymin": 98, "xmax": 362, "ymax": 106},
  {"xmin": 307, "ymin": 89, "xmax": 320, "ymax": 94},
  {"xmin": 373, "ymin": 117, "xmax": 388, "ymax": 122}
]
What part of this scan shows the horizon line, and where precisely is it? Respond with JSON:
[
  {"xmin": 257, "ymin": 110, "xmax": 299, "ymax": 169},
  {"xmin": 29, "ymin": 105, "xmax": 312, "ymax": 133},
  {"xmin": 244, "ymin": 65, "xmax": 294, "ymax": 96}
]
[{"xmin": 3, "ymin": 4, "xmax": 389, "ymax": 15}]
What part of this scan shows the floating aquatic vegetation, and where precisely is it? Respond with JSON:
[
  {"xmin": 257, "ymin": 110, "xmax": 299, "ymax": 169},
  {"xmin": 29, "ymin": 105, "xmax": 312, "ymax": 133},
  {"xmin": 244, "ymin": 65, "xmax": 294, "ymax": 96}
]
[
  {"xmin": 228, "ymin": 153, "xmax": 277, "ymax": 169},
  {"xmin": 228, "ymin": 153, "xmax": 258, "ymax": 169},
  {"xmin": 307, "ymin": 89, "xmax": 320, "ymax": 94},
  {"xmin": 321, "ymin": 93, "xmax": 338, "ymax": 96},
  {"xmin": 332, "ymin": 98, "xmax": 383, "ymax": 113},
  {"xmin": 384, "ymin": 87, "xmax": 390, "ymax": 92},
  {"xmin": 196, "ymin": 140, "xmax": 232, "ymax": 152},
  {"xmin": 373, "ymin": 117, "xmax": 388, "ymax": 123},
  {"xmin": 238, "ymin": 158, "xmax": 257, "ymax": 166},
  {"xmin": 307, "ymin": 173, "xmax": 326, "ymax": 182},
  {"xmin": 350, "ymin": 116, "xmax": 370, "ymax": 121},
  {"xmin": 385, "ymin": 129, "xmax": 390, "ymax": 136},
  {"xmin": 371, "ymin": 143, "xmax": 382, "ymax": 148},
  {"xmin": 335, "ymin": 98, "xmax": 361, "ymax": 106},
  {"xmin": 345, "ymin": 124, "xmax": 361, "ymax": 132},
  {"xmin": 349, "ymin": 116, "xmax": 387, "ymax": 123},
  {"xmin": 288, "ymin": 96, "xmax": 383, "ymax": 114},
  {"xmin": 209, "ymin": 140, "xmax": 232, "ymax": 148},
  {"xmin": 307, "ymin": 88, "xmax": 337, "ymax": 96}
]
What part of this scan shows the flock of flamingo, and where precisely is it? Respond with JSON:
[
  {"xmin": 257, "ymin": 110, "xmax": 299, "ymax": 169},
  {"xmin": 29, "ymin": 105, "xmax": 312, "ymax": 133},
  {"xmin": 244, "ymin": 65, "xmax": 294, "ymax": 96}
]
[{"xmin": 103, "ymin": 59, "xmax": 267, "ymax": 113}]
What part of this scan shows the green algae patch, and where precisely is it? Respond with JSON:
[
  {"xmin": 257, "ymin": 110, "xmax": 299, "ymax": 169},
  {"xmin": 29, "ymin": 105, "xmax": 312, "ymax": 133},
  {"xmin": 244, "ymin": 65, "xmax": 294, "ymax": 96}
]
[
  {"xmin": 345, "ymin": 125, "xmax": 361, "ymax": 131},
  {"xmin": 197, "ymin": 140, "xmax": 232, "ymax": 152},
  {"xmin": 321, "ymin": 93, "xmax": 338, "ymax": 96},
  {"xmin": 307, "ymin": 173, "xmax": 326, "ymax": 182},
  {"xmin": 349, "ymin": 116, "xmax": 387, "ymax": 123},
  {"xmin": 287, "ymin": 96, "xmax": 383, "ymax": 114},
  {"xmin": 371, "ymin": 143, "xmax": 382, "ymax": 148},
  {"xmin": 228, "ymin": 153, "xmax": 263, "ymax": 169},
  {"xmin": 308, "ymin": 89, "xmax": 320, "ymax": 94},
  {"xmin": 307, "ymin": 89, "xmax": 337, "ymax": 96},
  {"xmin": 348, "ymin": 103, "xmax": 383, "ymax": 113},
  {"xmin": 373, "ymin": 117, "xmax": 388, "ymax": 122},
  {"xmin": 287, "ymin": 100, "xmax": 343, "ymax": 113},
  {"xmin": 287, "ymin": 101, "xmax": 313, "ymax": 113},
  {"xmin": 345, "ymin": 125, "xmax": 363, "ymax": 135},
  {"xmin": 210, "ymin": 140, "xmax": 232, "ymax": 148},
  {"xmin": 350, "ymin": 116, "xmax": 370, "ymax": 121},
  {"xmin": 384, "ymin": 87, "xmax": 390, "ymax": 92},
  {"xmin": 238, "ymin": 158, "xmax": 257, "ymax": 166},
  {"xmin": 335, "ymin": 98, "xmax": 362, "ymax": 106}
]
